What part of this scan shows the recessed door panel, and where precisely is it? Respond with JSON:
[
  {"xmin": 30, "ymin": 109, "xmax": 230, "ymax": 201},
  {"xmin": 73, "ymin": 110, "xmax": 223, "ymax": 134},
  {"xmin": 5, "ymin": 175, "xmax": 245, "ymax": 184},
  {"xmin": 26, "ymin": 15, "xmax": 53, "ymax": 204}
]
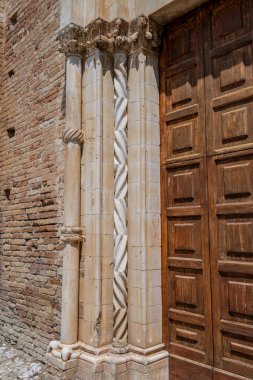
[
  {"xmin": 208, "ymin": 150, "xmax": 253, "ymax": 378},
  {"xmin": 205, "ymin": 0, "xmax": 253, "ymax": 156},
  {"xmin": 163, "ymin": 10, "xmax": 206, "ymax": 165}
]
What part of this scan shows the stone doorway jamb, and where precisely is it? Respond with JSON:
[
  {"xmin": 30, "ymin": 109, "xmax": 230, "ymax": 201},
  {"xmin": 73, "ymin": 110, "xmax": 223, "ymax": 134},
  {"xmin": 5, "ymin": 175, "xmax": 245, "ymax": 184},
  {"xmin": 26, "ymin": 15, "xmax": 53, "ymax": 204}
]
[{"xmin": 46, "ymin": 16, "xmax": 169, "ymax": 380}]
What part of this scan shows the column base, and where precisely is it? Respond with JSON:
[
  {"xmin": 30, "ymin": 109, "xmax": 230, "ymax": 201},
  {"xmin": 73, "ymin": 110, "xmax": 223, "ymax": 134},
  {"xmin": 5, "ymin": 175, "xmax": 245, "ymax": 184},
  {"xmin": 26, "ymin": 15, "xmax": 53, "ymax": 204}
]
[
  {"xmin": 46, "ymin": 341, "xmax": 169, "ymax": 379},
  {"xmin": 45, "ymin": 354, "xmax": 79, "ymax": 380}
]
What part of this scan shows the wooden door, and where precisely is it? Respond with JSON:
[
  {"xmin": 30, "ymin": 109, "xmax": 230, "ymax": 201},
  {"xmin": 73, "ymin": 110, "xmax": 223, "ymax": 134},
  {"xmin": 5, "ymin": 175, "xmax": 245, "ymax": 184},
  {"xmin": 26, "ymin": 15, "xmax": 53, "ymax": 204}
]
[
  {"xmin": 160, "ymin": 1, "xmax": 253, "ymax": 379},
  {"xmin": 205, "ymin": 1, "xmax": 253, "ymax": 378}
]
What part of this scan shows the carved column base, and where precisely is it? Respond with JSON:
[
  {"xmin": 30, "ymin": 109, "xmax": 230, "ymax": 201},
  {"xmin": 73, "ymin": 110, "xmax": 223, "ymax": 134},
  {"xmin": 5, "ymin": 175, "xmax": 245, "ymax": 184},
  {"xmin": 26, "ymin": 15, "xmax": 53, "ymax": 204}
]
[
  {"xmin": 46, "ymin": 342, "xmax": 168, "ymax": 379},
  {"xmin": 46, "ymin": 342, "xmax": 79, "ymax": 380}
]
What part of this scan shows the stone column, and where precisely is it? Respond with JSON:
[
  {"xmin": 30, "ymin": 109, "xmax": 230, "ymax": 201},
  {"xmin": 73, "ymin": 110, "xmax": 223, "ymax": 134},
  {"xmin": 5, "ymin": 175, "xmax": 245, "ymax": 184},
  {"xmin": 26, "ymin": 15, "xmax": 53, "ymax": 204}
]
[
  {"xmin": 60, "ymin": 52, "xmax": 83, "ymax": 345},
  {"xmin": 79, "ymin": 48, "xmax": 115, "ymax": 349},
  {"xmin": 46, "ymin": 25, "xmax": 85, "ymax": 377},
  {"xmin": 127, "ymin": 17, "xmax": 169, "ymax": 378},
  {"xmin": 128, "ymin": 49, "xmax": 162, "ymax": 347},
  {"xmin": 112, "ymin": 51, "xmax": 128, "ymax": 350}
]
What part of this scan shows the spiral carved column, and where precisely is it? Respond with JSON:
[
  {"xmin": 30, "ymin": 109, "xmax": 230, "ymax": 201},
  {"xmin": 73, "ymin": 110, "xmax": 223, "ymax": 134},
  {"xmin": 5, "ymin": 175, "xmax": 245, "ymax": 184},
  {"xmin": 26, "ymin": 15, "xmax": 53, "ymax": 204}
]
[{"xmin": 113, "ymin": 52, "xmax": 128, "ymax": 349}]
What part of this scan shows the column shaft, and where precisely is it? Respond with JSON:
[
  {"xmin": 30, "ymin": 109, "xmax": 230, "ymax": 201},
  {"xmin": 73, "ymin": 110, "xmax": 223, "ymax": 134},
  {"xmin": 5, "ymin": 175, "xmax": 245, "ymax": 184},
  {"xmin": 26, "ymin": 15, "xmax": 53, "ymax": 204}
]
[
  {"xmin": 64, "ymin": 55, "xmax": 82, "ymax": 226},
  {"xmin": 61, "ymin": 54, "xmax": 82, "ymax": 345},
  {"xmin": 128, "ymin": 49, "xmax": 162, "ymax": 349},
  {"xmin": 113, "ymin": 52, "xmax": 128, "ymax": 349},
  {"xmin": 79, "ymin": 50, "xmax": 115, "ymax": 347}
]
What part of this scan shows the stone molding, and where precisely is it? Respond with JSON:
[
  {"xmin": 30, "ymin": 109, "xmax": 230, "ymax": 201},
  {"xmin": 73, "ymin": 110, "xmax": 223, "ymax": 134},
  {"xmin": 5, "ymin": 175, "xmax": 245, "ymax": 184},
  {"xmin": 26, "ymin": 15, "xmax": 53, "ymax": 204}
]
[
  {"xmin": 47, "ymin": 342, "xmax": 168, "ymax": 379},
  {"xmin": 62, "ymin": 128, "xmax": 84, "ymax": 144},
  {"xmin": 57, "ymin": 16, "xmax": 162, "ymax": 57},
  {"xmin": 47, "ymin": 340, "xmax": 168, "ymax": 366},
  {"xmin": 60, "ymin": 226, "xmax": 84, "ymax": 243}
]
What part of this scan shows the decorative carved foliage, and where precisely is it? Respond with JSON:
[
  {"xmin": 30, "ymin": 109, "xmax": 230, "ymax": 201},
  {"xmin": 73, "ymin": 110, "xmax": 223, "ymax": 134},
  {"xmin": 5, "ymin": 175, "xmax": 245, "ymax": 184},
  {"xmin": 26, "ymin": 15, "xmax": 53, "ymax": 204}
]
[
  {"xmin": 127, "ymin": 15, "xmax": 161, "ymax": 53},
  {"xmin": 83, "ymin": 18, "xmax": 115, "ymax": 55},
  {"xmin": 57, "ymin": 16, "xmax": 162, "ymax": 57},
  {"xmin": 57, "ymin": 23, "xmax": 86, "ymax": 56}
]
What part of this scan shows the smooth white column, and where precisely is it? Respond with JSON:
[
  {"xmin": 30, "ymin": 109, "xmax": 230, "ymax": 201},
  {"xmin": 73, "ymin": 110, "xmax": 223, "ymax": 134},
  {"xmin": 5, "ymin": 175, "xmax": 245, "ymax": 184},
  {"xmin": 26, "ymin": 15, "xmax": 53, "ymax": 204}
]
[
  {"xmin": 61, "ymin": 54, "xmax": 83, "ymax": 345},
  {"xmin": 79, "ymin": 50, "xmax": 115, "ymax": 347},
  {"xmin": 128, "ymin": 49, "xmax": 163, "ymax": 349}
]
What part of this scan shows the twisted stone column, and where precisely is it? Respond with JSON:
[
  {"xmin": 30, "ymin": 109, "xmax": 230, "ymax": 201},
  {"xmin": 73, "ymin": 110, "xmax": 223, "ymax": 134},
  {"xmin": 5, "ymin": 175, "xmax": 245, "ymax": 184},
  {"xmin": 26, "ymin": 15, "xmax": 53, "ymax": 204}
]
[{"xmin": 113, "ymin": 52, "xmax": 128, "ymax": 349}]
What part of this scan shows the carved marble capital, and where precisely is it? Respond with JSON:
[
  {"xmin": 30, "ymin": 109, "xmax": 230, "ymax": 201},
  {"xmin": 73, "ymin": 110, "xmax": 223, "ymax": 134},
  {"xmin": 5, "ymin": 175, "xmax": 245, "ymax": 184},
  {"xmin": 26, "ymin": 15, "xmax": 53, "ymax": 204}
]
[
  {"xmin": 57, "ymin": 23, "xmax": 86, "ymax": 56},
  {"xmin": 126, "ymin": 15, "xmax": 162, "ymax": 54},
  {"xmin": 62, "ymin": 128, "xmax": 85, "ymax": 144},
  {"xmin": 60, "ymin": 226, "xmax": 84, "ymax": 243},
  {"xmin": 57, "ymin": 16, "xmax": 162, "ymax": 57}
]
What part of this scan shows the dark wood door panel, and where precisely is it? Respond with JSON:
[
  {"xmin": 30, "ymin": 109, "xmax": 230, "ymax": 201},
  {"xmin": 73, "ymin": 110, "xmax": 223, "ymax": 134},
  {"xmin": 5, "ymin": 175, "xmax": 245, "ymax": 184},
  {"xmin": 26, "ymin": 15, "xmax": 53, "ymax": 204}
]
[
  {"xmin": 166, "ymin": 159, "xmax": 206, "ymax": 211},
  {"xmin": 165, "ymin": 158, "xmax": 213, "ymax": 365},
  {"xmin": 213, "ymin": 367, "xmax": 253, "ymax": 380},
  {"xmin": 163, "ymin": 8, "xmax": 205, "ymax": 165},
  {"xmin": 209, "ymin": 0, "xmax": 253, "ymax": 47},
  {"xmin": 160, "ymin": 0, "xmax": 213, "ymax": 374},
  {"xmin": 208, "ymin": 150, "xmax": 253, "ymax": 378},
  {"xmin": 210, "ymin": 150, "xmax": 253, "ymax": 211},
  {"xmin": 204, "ymin": 0, "xmax": 253, "ymax": 157},
  {"xmin": 169, "ymin": 356, "xmax": 212, "ymax": 380}
]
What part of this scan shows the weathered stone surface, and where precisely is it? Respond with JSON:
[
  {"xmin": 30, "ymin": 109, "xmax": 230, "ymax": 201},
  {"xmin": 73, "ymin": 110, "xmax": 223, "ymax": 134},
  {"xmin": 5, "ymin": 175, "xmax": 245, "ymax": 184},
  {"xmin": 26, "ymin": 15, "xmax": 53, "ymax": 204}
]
[
  {"xmin": 0, "ymin": 343, "xmax": 46, "ymax": 379},
  {"xmin": 60, "ymin": 0, "xmax": 208, "ymax": 28}
]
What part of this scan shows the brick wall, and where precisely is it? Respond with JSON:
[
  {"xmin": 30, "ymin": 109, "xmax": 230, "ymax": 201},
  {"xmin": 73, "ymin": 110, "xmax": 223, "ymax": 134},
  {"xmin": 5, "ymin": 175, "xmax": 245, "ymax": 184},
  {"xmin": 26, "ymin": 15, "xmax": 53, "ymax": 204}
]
[
  {"xmin": 0, "ymin": 1, "xmax": 5, "ymax": 116},
  {"xmin": 0, "ymin": 1, "xmax": 5, "ymax": 61},
  {"xmin": 0, "ymin": 0, "xmax": 65, "ymax": 361}
]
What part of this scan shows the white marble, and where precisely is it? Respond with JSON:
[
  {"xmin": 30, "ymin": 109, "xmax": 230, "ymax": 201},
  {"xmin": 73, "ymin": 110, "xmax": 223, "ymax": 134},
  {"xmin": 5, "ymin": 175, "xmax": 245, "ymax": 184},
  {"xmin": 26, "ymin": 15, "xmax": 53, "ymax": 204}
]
[{"xmin": 113, "ymin": 52, "xmax": 128, "ymax": 349}]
